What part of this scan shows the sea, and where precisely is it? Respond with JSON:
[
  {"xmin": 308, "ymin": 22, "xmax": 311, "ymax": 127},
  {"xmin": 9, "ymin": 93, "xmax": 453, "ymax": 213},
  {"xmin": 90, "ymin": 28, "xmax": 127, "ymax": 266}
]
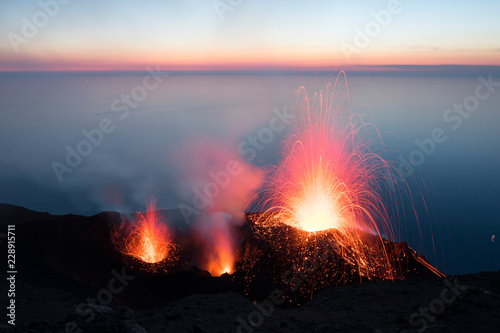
[{"xmin": 0, "ymin": 70, "xmax": 499, "ymax": 275}]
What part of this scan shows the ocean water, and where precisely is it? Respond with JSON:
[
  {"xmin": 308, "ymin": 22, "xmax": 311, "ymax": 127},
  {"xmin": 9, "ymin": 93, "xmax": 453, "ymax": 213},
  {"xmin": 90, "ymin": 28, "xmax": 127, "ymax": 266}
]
[{"xmin": 0, "ymin": 71, "xmax": 499, "ymax": 275}]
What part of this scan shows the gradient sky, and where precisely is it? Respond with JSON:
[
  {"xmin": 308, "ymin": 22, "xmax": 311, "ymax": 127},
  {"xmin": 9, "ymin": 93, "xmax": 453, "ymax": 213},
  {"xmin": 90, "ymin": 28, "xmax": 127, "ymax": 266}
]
[{"xmin": 1, "ymin": 0, "xmax": 499, "ymax": 71}]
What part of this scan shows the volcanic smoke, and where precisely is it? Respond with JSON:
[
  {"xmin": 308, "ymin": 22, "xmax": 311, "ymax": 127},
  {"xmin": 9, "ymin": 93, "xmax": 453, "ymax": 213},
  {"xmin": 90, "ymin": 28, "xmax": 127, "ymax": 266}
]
[{"xmin": 173, "ymin": 138, "xmax": 264, "ymax": 276}]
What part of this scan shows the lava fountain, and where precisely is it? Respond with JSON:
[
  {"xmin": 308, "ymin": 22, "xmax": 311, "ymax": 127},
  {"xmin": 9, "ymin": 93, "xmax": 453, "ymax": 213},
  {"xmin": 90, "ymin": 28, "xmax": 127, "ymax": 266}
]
[
  {"xmin": 255, "ymin": 72, "xmax": 399, "ymax": 279},
  {"xmin": 112, "ymin": 199, "xmax": 172, "ymax": 264}
]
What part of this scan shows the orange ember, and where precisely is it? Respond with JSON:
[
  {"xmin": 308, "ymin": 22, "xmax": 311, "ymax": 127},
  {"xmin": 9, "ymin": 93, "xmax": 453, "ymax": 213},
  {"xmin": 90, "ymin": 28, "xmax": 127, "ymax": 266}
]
[{"xmin": 114, "ymin": 200, "xmax": 172, "ymax": 264}]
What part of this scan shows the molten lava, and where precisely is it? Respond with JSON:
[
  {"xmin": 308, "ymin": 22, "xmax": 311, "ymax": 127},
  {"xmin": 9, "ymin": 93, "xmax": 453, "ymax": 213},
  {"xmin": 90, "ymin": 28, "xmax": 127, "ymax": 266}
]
[
  {"xmin": 292, "ymin": 177, "xmax": 342, "ymax": 232},
  {"xmin": 113, "ymin": 200, "xmax": 172, "ymax": 264},
  {"xmin": 256, "ymin": 72, "xmax": 398, "ymax": 279}
]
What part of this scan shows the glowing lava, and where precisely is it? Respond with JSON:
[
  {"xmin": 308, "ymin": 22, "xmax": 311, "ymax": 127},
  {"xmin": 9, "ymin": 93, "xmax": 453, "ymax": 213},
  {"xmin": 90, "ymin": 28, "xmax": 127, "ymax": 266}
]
[
  {"xmin": 194, "ymin": 212, "xmax": 235, "ymax": 276},
  {"xmin": 294, "ymin": 182, "xmax": 341, "ymax": 232},
  {"xmin": 113, "ymin": 200, "xmax": 172, "ymax": 264},
  {"xmin": 256, "ymin": 72, "xmax": 398, "ymax": 279},
  {"xmin": 206, "ymin": 241, "xmax": 233, "ymax": 276}
]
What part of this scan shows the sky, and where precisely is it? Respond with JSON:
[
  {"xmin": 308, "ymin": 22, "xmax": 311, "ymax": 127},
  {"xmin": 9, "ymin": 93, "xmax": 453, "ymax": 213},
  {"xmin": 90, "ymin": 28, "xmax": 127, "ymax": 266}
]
[{"xmin": 1, "ymin": 0, "xmax": 499, "ymax": 71}]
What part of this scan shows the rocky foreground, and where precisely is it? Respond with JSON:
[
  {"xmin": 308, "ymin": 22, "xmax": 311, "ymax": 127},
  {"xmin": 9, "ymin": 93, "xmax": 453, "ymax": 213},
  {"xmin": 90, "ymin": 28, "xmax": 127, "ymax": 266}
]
[
  {"xmin": 0, "ymin": 204, "xmax": 499, "ymax": 332},
  {"xmin": 0, "ymin": 270, "xmax": 499, "ymax": 332}
]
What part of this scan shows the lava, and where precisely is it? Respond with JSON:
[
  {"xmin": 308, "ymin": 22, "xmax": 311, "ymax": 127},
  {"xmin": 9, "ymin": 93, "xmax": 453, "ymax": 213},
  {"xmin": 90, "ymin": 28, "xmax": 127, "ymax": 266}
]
[
  {"xmin": 193, "ymin": 211, "xmax": 235, "ymax": 276},
  {"xmin": 291, "ymin": 176, "xmax": 342, "ymax": 232},
  {"xmin": 206, "ymin": 236, "xmax": 234, "ymax": 276},
  {"xmin": 255, "ymin": 72, "xmax": 398, "ymax": 280},
  {"xmin": 113, "ymin": 199, "xmax": 172, "ymax": 264}
]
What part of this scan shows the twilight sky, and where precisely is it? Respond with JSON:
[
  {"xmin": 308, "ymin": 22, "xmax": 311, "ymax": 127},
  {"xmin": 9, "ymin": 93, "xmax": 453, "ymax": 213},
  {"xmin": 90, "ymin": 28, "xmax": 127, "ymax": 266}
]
[{"xmin": 1, "ymin": 0, "xmax": 499, "ymax": 71}]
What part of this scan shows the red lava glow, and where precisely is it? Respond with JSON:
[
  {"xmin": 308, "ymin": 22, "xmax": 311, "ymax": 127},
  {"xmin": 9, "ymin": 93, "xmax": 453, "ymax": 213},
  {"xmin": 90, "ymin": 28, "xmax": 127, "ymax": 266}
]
[
  {"xmin": 206, "ymin": 235, "xmax": 234, "ymax": 276},
  {"xmin": 194, "ymin": 213, "xmax": 235, "ymax": 276},
  {"xmin": 113, "ymin": 200, "xmax": 172, "ymax": 264},
  {"xmin": 256, "ymin": 72, "xmax": 398, "ymax": 279}
]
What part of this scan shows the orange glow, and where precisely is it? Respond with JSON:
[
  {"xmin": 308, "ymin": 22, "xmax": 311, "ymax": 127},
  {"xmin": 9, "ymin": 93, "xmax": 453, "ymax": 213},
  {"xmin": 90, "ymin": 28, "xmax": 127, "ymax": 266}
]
[
  {"xmin": 191, "ymin": 212, "xmax": 236, "ymax": 277},
  {"xmin": 2, "ymin": 45, "xmax": 499, "ymax": 72},
  {"xmin": 199, "ymin": 221, "xmax": 235, "ymax": 277},
  {"xmin": 206, "ymin": 239, "xmax": 234, "ymax": 276},
  {"xmin": 113, "ymin": 199, "xmax": 172, "ymax": 264},
  {"xmin": 293, "ymin": 181, "xmax": 341, "ymax": 232}
]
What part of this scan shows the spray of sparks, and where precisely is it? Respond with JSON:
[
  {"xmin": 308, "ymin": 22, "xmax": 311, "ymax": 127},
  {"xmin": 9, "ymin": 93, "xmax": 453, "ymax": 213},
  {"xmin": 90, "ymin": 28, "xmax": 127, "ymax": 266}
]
[
  {"xmin": 113, "ymin": 199, "xmax": 172, "ymax": 264},
  {"xmin": 255, "ymin": 72, "xmax": 398, "ymax": 279}
]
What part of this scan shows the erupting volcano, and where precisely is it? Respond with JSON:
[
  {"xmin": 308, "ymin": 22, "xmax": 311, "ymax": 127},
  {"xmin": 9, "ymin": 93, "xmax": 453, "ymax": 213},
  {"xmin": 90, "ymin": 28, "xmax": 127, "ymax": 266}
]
[
  {"xmin": 0, "ymin": 72, "xmax": 448, "ymax": 321},
  {"xmin": 99, "ymin": 72, "xmax": 443, "ymax": 306},
  {"xmin": 112, "ymin": 200, "xmax": 173, "ymax": 264},
  {"xmin": 253, "ymin": 72, "xmax": 403, "ymax": 280}
]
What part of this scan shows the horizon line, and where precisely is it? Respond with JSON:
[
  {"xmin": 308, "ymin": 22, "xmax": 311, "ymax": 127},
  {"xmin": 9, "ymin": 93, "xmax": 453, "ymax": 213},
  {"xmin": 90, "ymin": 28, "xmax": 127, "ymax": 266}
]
[{"xmin": 2, "ymin": 64, "xmax": 500, "ymax": 76}]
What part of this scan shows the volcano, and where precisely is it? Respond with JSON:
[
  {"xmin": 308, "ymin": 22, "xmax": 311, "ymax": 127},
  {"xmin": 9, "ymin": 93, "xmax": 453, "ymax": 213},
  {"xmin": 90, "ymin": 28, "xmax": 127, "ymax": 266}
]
[
  {"xmin": 2, "ymin": 203, "xmax": 442, "ymax": 309},
  {"xmin": 3, "ymin": 203, "xmax": 500, "ymax": 333}
]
